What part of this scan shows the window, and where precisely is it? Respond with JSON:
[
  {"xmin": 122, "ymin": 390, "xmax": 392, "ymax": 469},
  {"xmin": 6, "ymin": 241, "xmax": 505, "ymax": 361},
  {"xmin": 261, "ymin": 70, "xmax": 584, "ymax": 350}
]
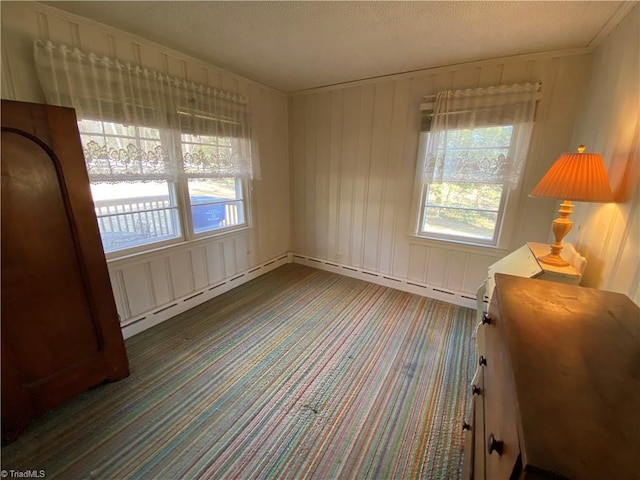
[
  {"xmin": 77, "ymin": 120, "xmax": 248, "ymax": 255},
  {"xmin": 415, "ymin": 83, "xmax": 539, "ymax": 246},
  {"xmin": 34, "ymin": 40, "xmax": 257, "ymax": 258},
  {"xmin": 419, "ymin": 125, "xmax": 514, "ymax": 243},
  {"xmin": 181, "ymin": 133, "xmax": 245, "ymax": 235}
]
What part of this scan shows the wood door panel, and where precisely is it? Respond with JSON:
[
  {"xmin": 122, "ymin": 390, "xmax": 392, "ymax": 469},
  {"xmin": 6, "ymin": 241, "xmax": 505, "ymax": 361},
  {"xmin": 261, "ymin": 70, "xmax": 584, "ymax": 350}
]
[
  {"xmin": 2, "ymin": 131, "xmax": 100, "ymax": 382},
  {"xmin": 1, "ymin": 100, "xmax": 129, "ymax": 444}
]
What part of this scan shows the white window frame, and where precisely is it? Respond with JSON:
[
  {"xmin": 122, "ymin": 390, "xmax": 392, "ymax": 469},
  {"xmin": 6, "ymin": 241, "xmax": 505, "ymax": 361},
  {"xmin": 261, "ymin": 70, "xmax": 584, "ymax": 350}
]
[
  {"xmin": 413, "ymin": 124, "xmax": 523, "ymax": 249},
  {"xmin": 78, "ymin": 119, "xmax": 251, "ymax": 260}
]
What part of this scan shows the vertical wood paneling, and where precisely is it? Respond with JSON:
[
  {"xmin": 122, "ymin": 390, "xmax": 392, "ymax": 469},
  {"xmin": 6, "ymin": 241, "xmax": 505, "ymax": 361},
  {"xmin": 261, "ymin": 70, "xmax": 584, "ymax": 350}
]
[
  {"xmin": 223, "ymin": 238, "xmax": 238, "ymax": 277},
  {"xmin": 1, "ymin": 42, "xmax": 16, "ymax": 100},
  {"xmin": 121, "ymin": 265, "xmax": 152, "ymax": 316},
  {"xmin": 426, "ymin": 247, "xmax": 449, "ymax": 288},
  {"xmin": 379, "ymin": 79, "xmax": 412, "ymax": 275},
  {"xmin": 190, "ymin": 248, "xmax": 208, "ymax": 291},
  {"xmin": 392, "ymin": 75, "xmax": 432, "ymax": 279},
  {"xmin": 289, "ymin": 51, "xmax": 595, "ymax": 297},
  {"xmin": 235, "ymin": 235, "xmax": 250, "ymax": 273},
  {"xmin": 314, "ymin": 91, "xmax": 332, "ymax": 260},
  {"xmin": 206, "ymin": 242, "xmax": 226, "ymax": 284},
  {"xmin": 408, "ymin": 244, "xmax": 428, "ymax": 283},
  {"xmin": 477, "ymin": 64, "xmax": 503, "ymax": 87},
  {"xmin": 274, "ymin": 91, "xmax": 291, "ymax": 256},
  {"xmin": 1, "ymin": 2, "xmax": 291, "ymax": 327},
  {"xmin": 304, "ymin": 95, "xmax": 318, "ymax": 256},
  {"xmin": 251, "ymin": 85, "xmax": 266, "ymax": 263},
  {"xmin": 222, "ymin": 75, "xmax": 240, "ymax": 95},
  {"xmin": 108, "ymin": 270, "xmax": 128, "ymax": 319},
  {"xmin": 567, "ymin": 5, "xmax": 639, "ymax": 303},
  {"xmin": 336, "ymin": 87, "xmax": 361, "ymax": 264},
  {"xmin": 7, "ymin": 2, "xmax": 634, "ymax": 320},
  {"xmin": 169, "ymin": 251, "xmax": 194, "ymax": 299},
  {"xmin": 446, "ymin": 251, "xmax": 469, "ymax": 292},
  {"xmin": 451, "ymin": 66, "xmax": 481, "ymax": 89},
  {"xmin": 363, "ymin": 81, "xmax": 394, "ymax": 271},
  {"xmin": 291, "ymin": 96, "xmax": 307, "ymax": 253},
  {"xmin": 327, "ymin": 89, "xmax": 344, "ymax": 261},
  {"xmin": 351, "ymin": 84, "xmax": 376, "ymax": 268},
  {"xmin": 149, "ymin": 258, "xmax": 172, "ymax": 305},
  {"xmin": 464, "ymin": 255, "xmax": 496, "ymax": 293}
]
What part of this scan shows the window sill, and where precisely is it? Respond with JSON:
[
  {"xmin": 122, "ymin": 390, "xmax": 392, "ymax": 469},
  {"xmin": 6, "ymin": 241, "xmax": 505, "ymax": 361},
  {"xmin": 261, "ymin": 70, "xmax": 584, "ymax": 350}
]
[
  {"xmin": 106, "ymin": 225, "xmax": 252, "ymax": 268},
  {"xmin": 408, "ymin": 234, "xmax": 510, "ymax": 258}
]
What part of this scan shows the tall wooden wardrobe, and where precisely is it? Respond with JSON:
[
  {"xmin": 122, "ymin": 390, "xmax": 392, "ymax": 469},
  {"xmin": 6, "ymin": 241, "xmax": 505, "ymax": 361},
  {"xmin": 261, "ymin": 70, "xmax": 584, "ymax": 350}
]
[{"xmin": 1, "ymin": 100, "xmax": 129, "ymax": 443}]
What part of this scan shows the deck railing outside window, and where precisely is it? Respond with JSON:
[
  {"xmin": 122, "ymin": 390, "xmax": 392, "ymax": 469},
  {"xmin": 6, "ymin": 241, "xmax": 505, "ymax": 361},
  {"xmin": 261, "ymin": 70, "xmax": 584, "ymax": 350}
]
[{"xmin": 94, "ymin": 196, "xmax": 240, "ymax": 253}]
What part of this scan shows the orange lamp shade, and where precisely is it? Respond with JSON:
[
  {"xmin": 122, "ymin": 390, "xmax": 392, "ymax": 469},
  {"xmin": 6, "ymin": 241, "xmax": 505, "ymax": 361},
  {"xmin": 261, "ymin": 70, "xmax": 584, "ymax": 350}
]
[
  {"xmin": 530, "ymin": 146, "xmax": 613, "ymax": 267},
  {"xmin": 531, "ymin": 148, "xmax": 613, "ymax": 202}
]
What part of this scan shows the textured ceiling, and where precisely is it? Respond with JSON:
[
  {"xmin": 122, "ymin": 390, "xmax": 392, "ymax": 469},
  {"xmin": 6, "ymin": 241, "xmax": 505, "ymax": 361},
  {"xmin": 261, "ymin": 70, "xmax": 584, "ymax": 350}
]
[{"xmin": 43, "ymin": 1, "xmax": 631, "ymax": 92}]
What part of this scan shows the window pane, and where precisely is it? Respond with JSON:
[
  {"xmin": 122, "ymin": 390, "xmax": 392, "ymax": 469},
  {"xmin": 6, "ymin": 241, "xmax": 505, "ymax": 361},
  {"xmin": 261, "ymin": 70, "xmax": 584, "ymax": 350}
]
[
  {"xmin": 187, "ymin": 178, "xmax": 244, "ymax": 234},
  {"xmin": 420, "ymin": 124, "xmax": 514, "ymax": 243},
  {"xmin": 426, "ymin": 183, "xmax": 503, "ymax": 210},
  {"xmin": 103, "ymin": 122, "xmax": 136, "ymax": 138},
  {"xmin": 443, "ymin": 126, "xmax": 512, "ymax": 150},
  {"xmin": 90, "ymin": 181, "xmax": 181, "ymax": 253},
  {"xmin": 422, "ymin": 206, "xmax": 498, "ymax": 241},
  {"xmin": 77, "ymin": 119, "xmax": 104, "ymax": 134}
]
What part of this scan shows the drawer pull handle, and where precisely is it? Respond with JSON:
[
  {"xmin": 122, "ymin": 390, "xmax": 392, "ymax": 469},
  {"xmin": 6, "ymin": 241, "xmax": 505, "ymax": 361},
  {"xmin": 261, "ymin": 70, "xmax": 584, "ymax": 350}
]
[
  {"xmin": 487, "ymin": 433, "xmax": 504, "ymax": 456},
  {"xmin": 472, "ymin": 384, "xmax": 481, "ymax": 396},
  {"xmin": 482, "ymin": 313, "xmax": 492, "ymax": 325},
  {"xmin": 462, "ymin": 421, "xmax": 471, "ymax": 431},
  {"xmin": 479, "ymin": 356, "xmax": 487, "ymax": 367}
]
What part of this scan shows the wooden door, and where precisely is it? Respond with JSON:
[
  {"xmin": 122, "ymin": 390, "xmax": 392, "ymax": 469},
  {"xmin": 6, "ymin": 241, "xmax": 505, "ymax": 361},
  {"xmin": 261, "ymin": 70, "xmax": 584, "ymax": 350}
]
[{"xmin": 1, "ymin": 100, "xmax": 129, "ymax": 443}]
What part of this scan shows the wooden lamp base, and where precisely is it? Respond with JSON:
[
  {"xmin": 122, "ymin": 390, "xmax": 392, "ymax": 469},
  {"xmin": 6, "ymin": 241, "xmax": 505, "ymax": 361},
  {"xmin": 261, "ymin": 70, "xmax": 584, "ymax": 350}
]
[{"xmin": 537, "ymin": 200, "xmax": 573, "ymax": 267}]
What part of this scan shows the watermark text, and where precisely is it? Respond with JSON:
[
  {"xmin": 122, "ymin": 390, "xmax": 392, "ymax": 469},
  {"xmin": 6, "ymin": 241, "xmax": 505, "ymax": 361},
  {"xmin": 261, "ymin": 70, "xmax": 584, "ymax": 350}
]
[{"xmin": 1, "ymin": 470, "xmax": 46, "ymax": 478}]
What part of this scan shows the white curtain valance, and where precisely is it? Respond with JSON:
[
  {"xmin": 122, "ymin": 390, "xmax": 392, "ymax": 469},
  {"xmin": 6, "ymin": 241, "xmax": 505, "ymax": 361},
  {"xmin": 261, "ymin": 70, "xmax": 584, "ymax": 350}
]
[
  {"xmin": 34, "ymin": 40, "xmax": 258, "ymax": 182},
  {"xmin": 420, "ymin": 82, "xmax": 541, "ymax": 188}
]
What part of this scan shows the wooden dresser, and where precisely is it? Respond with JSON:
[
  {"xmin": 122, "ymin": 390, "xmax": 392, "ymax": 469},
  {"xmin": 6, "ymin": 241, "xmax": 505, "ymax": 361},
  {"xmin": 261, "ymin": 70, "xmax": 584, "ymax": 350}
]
[{"xmin": 464, "ymin": 273, "xmax": 640, "ymax": 479}]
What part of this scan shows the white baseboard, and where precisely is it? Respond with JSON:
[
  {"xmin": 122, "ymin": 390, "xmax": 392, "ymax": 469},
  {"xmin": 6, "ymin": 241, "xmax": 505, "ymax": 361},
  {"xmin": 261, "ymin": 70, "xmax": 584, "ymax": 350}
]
[
  {"xmin": 121, "ymin": 253, "xmax": 290, "ymax": 339},
  {"xmin": 122, "ymin": 251, "xmax": 477, "ymax": 339},
  {"xmin": 291, "ymin": 254, "xmax": 477, "ymax": 310}
]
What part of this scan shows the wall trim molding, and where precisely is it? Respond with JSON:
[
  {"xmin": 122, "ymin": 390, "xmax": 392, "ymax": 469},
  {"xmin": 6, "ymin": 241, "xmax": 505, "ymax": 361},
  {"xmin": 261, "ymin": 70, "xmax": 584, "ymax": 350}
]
[
  {"xmin": 107, "ymin": 229, "xmax": 252, "ymax": 270},
  {"xmin": 121, "ymin": 252, "xmax": 290, "ymax": 339},
  {"xmin": 291, "ymin": 253, "xmax": 477, "ymax": 310},
  {"xmin": 289, "ymin": 47, "xmax": 593, "ymax": 96},
  {"xmin": 122, "ymin": 249, "xmax": 478, "ymax": 339},
  {"xmin": 588, "ymin": 1, "xmax": 638, "ymax": 48}
]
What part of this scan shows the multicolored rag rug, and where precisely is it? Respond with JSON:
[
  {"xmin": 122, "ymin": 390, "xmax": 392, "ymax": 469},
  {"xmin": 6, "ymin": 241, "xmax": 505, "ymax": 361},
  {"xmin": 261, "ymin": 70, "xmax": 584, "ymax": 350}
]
[{"xmin": 2, "ymin": 264, "xmax": 476, "ymax": 479}]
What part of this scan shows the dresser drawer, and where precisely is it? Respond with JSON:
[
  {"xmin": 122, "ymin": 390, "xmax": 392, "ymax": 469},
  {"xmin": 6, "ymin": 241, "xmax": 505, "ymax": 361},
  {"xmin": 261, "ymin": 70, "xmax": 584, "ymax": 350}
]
[
  {"xmin": 472, "ymin": 368, "xmax": 485, "ymax": 480},
  {"xmin": 462, "ymin": 366, "xmax": 484, "ymax": 480},
  {"xmin": 483, "ymin": 296, "xmax": 520, "ymax": 479}
]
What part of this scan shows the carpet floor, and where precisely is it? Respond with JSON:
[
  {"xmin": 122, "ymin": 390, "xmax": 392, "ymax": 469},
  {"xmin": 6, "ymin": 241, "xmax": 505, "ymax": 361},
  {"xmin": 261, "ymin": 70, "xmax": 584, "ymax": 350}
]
[{"xmin": 2, "ymin": 264, "xmax": 476, "ymax": 479}]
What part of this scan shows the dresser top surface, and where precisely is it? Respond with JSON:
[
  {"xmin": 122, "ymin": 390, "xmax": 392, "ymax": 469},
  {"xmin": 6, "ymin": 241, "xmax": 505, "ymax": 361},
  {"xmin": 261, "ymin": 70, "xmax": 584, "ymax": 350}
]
[{"xmin": 493, "ymin": 273, "xmax": 640, "ymax": 479}]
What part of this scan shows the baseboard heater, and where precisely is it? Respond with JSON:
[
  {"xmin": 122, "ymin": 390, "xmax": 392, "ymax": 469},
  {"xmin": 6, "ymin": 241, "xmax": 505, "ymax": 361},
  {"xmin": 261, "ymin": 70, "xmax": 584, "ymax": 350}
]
[
  {"xmin": 291, "ymin": 254, "xmax": 477, "ymax": 310},
  {"xmin": 121, "ymin": 253, "xmax": 291, "ymax": 339}
]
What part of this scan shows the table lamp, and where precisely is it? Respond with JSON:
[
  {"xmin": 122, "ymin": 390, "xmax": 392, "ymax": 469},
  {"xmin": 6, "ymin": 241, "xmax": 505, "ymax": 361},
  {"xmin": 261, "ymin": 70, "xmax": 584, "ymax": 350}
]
[{"xmin": 530, "ymin": 145, "xmax": 614, "ymax": 267}]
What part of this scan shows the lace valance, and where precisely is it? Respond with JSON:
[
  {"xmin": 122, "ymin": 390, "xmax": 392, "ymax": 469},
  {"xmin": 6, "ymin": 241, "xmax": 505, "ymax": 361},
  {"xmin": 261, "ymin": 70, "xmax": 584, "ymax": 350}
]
[
  {"xmin": 420, "ymin": 83, "xmax": 541, "ymax": 187},
  {"xmin": 34, "ymin": 40, "xmax": 258, "ymax": 182}
]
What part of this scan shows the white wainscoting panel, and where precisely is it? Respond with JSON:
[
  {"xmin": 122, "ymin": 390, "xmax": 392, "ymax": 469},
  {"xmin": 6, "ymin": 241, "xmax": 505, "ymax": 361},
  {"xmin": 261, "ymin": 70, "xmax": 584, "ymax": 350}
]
[
  {"xmin": 1, "ymin": 1, "xmax": 291, "ymax": 335},
  {"xmin": 289, "ymin": 51, "xmax": 594, "ymax": 298},
  {"xmin": 117, "ymin": 252, "xmax": 291, "ymax": 339},
  {"xmin": 292, "ymin": 254, "xmax": 478, "ymax": 309}
]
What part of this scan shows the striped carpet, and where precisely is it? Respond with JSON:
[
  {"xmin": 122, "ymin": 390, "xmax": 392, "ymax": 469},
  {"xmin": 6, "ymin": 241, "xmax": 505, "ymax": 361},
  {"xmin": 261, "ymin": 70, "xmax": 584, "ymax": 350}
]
[{"xmin": 2, "ymin": 264, "xmax": 476, "ymax": 479}]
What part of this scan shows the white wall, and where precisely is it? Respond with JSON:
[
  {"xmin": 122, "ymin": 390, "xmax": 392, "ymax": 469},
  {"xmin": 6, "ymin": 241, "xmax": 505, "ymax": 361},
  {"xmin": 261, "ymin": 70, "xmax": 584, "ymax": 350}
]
[
  {"xmin": 3, "ymin": 2, "xmax": 637, "ymax": 334},
  {"xmin": 566, "ymin": 4, "xmax": 640, "ymax": 304},
  {"xmin": 1, "ymin": 2, "xmax": 291, "ymax": 336},
  {"xmin": 289, "ymin": 51, "xmax": 594, "ymax": 300}
]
